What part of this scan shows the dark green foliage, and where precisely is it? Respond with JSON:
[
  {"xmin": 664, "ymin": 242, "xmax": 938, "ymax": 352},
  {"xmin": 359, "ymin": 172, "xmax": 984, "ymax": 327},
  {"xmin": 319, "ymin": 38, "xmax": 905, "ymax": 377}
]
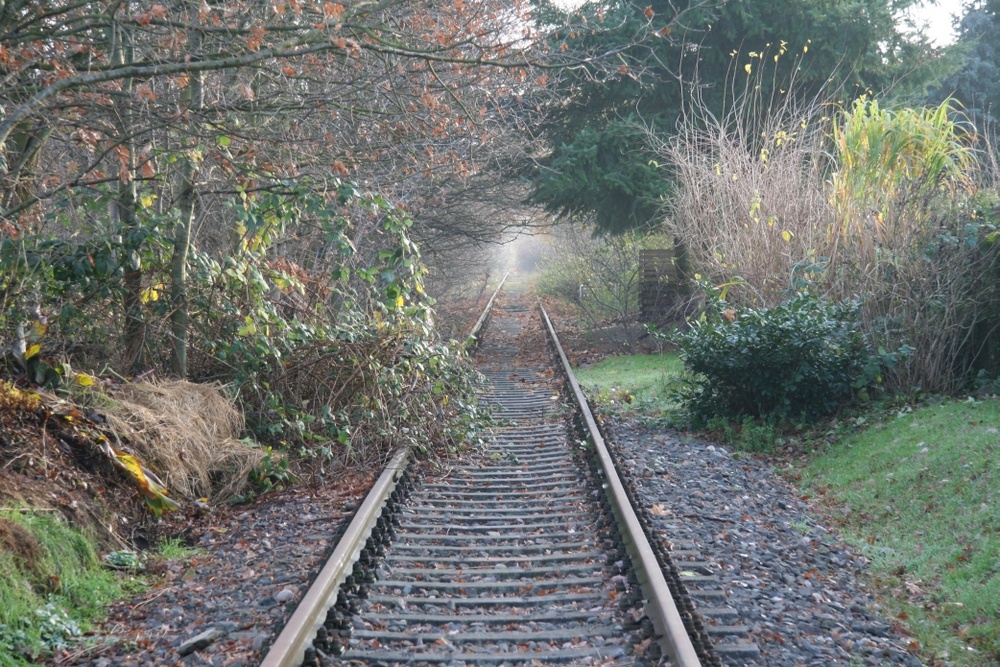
[
  {"xmin": 0, "ymin": 188, "xmax": 171, "ymax": 366},
  {"xmin": 670, "ymin": 287, "xmax": 894, "ymax": 422},
  {"xmin": 531, "ymin": 124, "xmax": 666, "ymax": 234},
  {"xmin": 176, "ymin": 183, "xmax": 484, "ymax": 463},
  {"xmin": 247, "ymin": 446, "xmax": 298, "ymax": 495},
  {"xmin": 931, "ymin": 1, "xmax": 1000, "ymax": 128},
  {"xmin": 944, "ymin": 191, "xmax": 1000, "ymax": 383},
  {"xmin": 0, "ymin": 177, "xmax": 484, "ymax": 467},
  {"xmin": 531, "ymin": 0, "xmax": 938, "ymax": 235}
]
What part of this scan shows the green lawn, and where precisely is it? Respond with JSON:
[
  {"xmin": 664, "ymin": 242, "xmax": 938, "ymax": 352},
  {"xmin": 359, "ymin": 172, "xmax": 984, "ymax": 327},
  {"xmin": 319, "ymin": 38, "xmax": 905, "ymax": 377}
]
[
  {"xmin": 573, "ymin": 352, "xmax": 683, "ymax": 415},
  {"xmin": 574, "ymin": 351, "xmax": 1000, "ymax": 665},
  {"xmin": 801, "ymin": 398, "xmax": 1000, "ymax": 666}
]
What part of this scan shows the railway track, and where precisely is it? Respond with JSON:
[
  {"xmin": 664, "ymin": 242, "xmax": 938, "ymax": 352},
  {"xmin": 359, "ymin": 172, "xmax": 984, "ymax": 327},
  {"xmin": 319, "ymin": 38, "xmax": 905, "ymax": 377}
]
[{"xmin": 261, "ymin": 275, "xmax": 749, "ymax": 667}]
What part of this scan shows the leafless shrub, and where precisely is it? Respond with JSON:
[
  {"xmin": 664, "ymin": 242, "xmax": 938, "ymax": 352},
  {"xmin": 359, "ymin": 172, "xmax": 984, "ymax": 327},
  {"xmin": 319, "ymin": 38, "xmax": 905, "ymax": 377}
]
[
  {"xmin": 653, "ymin": 88, "xmax": 835, "ymax": 307},
  {"xmin": 537, "ymin": 223, "xmax": 658, "ymax": 352}
]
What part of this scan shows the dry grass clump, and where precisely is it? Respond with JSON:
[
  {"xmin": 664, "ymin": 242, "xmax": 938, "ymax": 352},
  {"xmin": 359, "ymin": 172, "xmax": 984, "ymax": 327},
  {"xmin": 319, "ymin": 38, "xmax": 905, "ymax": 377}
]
[
  {"xmin": 662, "ymin": 102, "xmax": 833, "ymax": 305},
  {"xmin": 103, "ymin": 381, "xmax": 263, "ymax": 503},
  {"xmin": 655, "ymin": 78, "xmax": 1000, "ymax": 393}
]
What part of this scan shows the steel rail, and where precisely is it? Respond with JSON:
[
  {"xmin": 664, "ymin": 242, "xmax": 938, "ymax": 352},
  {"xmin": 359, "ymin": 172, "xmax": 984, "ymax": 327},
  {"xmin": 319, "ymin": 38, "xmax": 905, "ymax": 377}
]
[
  {"xmin": 259, "ymin": 280, "xmax": 704, "ymax": 667},
  {"xmin": 259, "ymin": 447, "xmax": 410, "ymax": 667},
  {"xmin": 464, "ymin": 270, "xmax": 509, "ymax": 349},
  {"xmin": 261, "ymin": 271, "xmax": 509, "ymax": 667},
  {"xmin": 539, "ymin": 303, "xmax": 703, "ymax": 667}
]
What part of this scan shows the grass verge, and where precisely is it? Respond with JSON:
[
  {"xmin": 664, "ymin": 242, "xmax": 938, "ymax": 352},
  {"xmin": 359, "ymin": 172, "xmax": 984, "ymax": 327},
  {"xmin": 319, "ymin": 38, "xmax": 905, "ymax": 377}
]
[
  {"xmin": 0, "ymin": 510, "xmax": 140, "ymax": 666},
  {"xmin": 575, "ymin": 351, "xmax": 999, "ymax": 664},
  {"xmin": 573, "ymin": 353, "xmax": 683, "ymax": 416},
  {"xmin": 800, "ymin": 397, "xmax": 1000, "ymax": 666}
]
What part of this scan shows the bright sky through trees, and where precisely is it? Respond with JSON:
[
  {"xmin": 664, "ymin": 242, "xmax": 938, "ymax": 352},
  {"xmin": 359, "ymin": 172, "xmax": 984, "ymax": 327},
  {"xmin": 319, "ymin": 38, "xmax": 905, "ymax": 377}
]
[
  {"xmin": 907, "ymin": 0, "xmax": 964, "ymax": 44},
  {"xmin": 553, "ymin": 0, "xmax": 963, "ymax": 46}
]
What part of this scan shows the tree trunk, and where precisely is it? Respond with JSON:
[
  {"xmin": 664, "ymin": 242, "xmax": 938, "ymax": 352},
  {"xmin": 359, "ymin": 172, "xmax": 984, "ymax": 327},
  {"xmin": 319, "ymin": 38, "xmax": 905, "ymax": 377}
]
[
  {"xmin": 170, "ymin": 20, "xmax": 204, "ymax": 378},
  {"xmin": 673, "ymin": 235, "xmax": 692, "ymax": 297},
  {"xmin": 109, "ymin": 15, "xmax": 149, "ymax": 373},
  {"xmin": 0, "ymin": 122, "xmax": 52, "ymax": 220}
]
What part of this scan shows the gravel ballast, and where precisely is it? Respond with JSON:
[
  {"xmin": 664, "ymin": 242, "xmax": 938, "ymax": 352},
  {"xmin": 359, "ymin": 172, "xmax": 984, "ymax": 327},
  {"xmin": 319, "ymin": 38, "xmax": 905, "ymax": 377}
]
[
  {"xmin": 65, "ymin": 426, "xmax": 922, "ymax": 667},
  {"xmin": 69, "ymin": 482, "xmax": 366, "ymax": 666},
  {"xmin": 604, "ymin": 418, "xmax": 922, "ymax": 667}
]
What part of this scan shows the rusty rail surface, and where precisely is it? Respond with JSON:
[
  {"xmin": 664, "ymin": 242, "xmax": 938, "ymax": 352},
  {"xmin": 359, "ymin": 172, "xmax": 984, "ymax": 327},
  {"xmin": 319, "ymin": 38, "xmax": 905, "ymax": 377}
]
[
  {"xmin": 259, "ymin": 447, "xmax": 411, "ymax": 667},
  {"xmin": 539, "ymin": 303, "xmax": 702, "ymax": 667},
  {"xmin": 464, "ymin": 270, "xmax": 509, "ymax": 349}
]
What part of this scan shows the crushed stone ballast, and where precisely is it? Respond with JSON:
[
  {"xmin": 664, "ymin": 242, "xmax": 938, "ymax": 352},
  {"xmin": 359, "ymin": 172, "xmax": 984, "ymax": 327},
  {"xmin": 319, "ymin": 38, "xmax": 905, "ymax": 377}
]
[{"xmin": 260, "ymin": 275, "xmax": 740, "ymax": 666}]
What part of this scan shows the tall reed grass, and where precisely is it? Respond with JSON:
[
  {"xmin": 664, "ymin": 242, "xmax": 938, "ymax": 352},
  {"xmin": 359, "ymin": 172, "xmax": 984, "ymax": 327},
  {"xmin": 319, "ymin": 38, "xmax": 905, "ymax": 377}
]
[{"xmin": 653, "ymin": 63, "xmax": 1000, "ymax": 393}]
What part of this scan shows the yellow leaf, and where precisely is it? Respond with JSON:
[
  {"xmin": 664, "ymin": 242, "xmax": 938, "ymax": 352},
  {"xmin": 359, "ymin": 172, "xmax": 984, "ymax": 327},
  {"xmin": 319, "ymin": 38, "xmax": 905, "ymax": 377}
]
[
  {"xmin": 139, "ymin": 194, "xmax": 157, "ymax": 208},
  {"xmin": 114, "ymin": 453, "xmax": 179, "ymax": 516},
  {"xmin": 116, "ymin": 453, "xmax": 150, "ymax": 491},
  {"xmin": 395, "ymin": 295, "xmax": 404, "ymax": 308},
  {"xmin": 744, "ymin": 63, "xmax": 752, "ymax": 75},
  {"xmin": 140, "ymin": 287, "xmax": 160, "ymax": 303},
  {"xmin": 143, "ymin": 492, "xmax": 181, "ymax": 516},
  {"xmin": 237, "ymin": 317, "xmax": 257, "ymax": 336},
  {"xmin": 25, "ymin": 343, "xmax": 42, "ymax": 360},
  {"xmin": 75, "ymin": 373, "xmax": 96, "ymax": 387},
  {"xmin": 781, "ymin": 230, "xmax": 793, "ymax": 242}
]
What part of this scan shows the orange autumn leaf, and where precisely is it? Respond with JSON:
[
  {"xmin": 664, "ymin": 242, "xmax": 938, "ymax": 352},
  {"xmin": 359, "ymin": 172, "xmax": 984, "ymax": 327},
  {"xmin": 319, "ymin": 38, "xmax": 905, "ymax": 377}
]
[
  {"xmin": 247, "ymin": 27, "xmax": 266, "ymax": 51},
  {"xmin": 136, "ymin": 83, "xmax": 156, "ymax": 100}
]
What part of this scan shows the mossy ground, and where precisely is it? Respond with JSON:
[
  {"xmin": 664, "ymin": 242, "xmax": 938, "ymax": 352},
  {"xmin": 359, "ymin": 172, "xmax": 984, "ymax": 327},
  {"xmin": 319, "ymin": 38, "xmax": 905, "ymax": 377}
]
[{"xmin": 0, "ymin": 510, "xmax": 138, "ymax": 666}]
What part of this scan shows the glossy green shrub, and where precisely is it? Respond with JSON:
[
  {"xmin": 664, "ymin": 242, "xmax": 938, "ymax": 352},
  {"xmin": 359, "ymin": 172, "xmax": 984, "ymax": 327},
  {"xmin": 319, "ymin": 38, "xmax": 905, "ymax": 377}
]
[{"xmin": 671, "ymin": 288, "xmax": 896, "ymax": 422}]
